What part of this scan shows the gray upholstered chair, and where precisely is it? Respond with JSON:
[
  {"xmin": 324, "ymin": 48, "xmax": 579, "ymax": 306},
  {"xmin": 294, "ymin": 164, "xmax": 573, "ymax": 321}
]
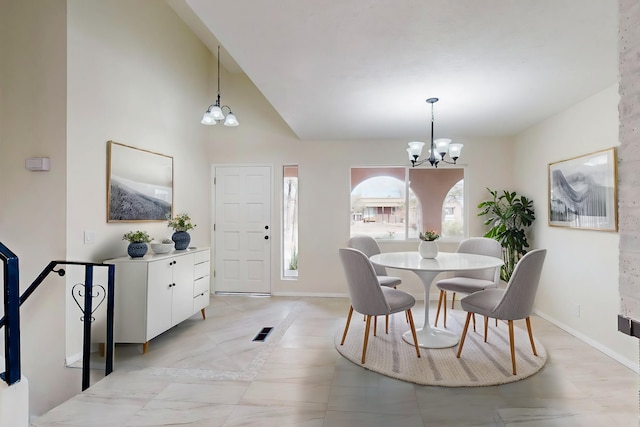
[
  {"xmin": 434, "ymin": 237, "xmax": 502, "ymax": 328},
  {"xmin": 338, "ymin": 248, "xmax": 421, "ymax": 364},
  {"xmin": 348, "ymin": 235, "xmax": 405, "ymax": 329},
  {"xmin": 348, "ymin": 236, "xmax": 401, "ymax": 288},
  {"xmin": 456, "ymin": 249, "xmax": 547, "ymax": 375}
]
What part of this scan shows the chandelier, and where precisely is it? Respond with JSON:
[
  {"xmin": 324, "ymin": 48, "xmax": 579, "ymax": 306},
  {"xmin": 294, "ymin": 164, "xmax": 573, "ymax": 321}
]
[
  {"xmin": 201, "ymin": 46, "xmax": 239, "ymax": 127},
  {"xmin": 407, "ymin": 98, "xmax": 462, "ymax": 167}
]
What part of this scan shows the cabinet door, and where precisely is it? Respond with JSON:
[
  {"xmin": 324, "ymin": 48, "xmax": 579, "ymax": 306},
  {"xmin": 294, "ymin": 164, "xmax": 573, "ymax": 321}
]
[
  {"xmin": 147, "ymin": 259, "xmax": 174, "ymax": 340},
  {"xmin": 171, "ymin": 253, "xmax": 195, "ymax": 325}
]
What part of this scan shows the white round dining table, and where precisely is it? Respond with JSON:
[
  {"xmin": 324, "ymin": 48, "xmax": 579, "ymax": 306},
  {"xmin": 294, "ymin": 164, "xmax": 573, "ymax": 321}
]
[{"xmin": 369, "ymin": 251, "xmax": 503, "ymax": 349}]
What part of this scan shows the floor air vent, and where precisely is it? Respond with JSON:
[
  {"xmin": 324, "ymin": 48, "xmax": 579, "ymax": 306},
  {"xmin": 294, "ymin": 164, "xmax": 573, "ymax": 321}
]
[{"xmin": 253, "ymin": 327, "xmax": 274, "ymax": 342}]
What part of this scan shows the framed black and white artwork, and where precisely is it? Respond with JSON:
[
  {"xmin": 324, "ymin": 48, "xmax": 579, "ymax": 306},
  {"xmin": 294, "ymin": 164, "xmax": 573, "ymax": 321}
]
[
  {"xmin": 107, "ymin": 141, "xmax": 173, "ymax": 222},
  {"xmin": 548, "ymin": 148, "xmax": 617, "ymax": 231}
]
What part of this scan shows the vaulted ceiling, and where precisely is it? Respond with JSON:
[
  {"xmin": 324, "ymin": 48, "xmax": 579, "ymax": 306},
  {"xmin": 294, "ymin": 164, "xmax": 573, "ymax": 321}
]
[{"xmin": 170, "ymin": 0, "xmax": 618, "ymax": 141}]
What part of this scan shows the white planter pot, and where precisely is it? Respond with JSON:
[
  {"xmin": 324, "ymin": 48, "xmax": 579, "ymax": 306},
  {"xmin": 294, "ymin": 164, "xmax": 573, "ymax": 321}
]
[{"xmin": 419, "ymin": 240, "xmax": 439, "ymax": 258}]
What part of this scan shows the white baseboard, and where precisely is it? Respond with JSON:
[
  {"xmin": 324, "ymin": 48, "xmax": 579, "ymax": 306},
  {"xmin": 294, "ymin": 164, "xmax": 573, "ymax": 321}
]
[
  {"xmin": 534, "ymin": 309, "xmax": 638, "ymax": 373},
  {"xmin": 65, "ymin": 352, "xmax": 82, "ymax": 367},
  {"xmin": 271, "ymin": 291, "xmax": 430, "ymax": 301},
  {"xmin": 271, "ymin": 291, "xmax": 348, "ymax": 298}
]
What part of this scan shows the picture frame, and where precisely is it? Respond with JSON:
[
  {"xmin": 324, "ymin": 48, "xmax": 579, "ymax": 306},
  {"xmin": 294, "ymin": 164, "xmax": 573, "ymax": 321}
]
[
  {"xmin": 107, "ymin": 141, "xmax": 173, "ymax": 222},
  {"xmin": 548, "ymin": 147, "xmax": 617, "ymax": 231}
]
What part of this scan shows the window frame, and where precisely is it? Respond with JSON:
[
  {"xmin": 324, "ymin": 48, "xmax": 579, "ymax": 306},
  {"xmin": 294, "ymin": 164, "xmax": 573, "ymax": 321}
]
[
  {"xmin": 350, "ymin": 165, "xmax": 468, "ymax": 242},
  {"xmin": 282, "ymin": 165, "xmax": 299, "ymax": 279}
]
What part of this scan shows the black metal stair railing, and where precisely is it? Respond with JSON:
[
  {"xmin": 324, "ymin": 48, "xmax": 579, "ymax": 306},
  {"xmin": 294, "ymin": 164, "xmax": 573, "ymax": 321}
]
[{"xmin": 1, "ymin": 241, "xmax": 115, "ymax": 391}]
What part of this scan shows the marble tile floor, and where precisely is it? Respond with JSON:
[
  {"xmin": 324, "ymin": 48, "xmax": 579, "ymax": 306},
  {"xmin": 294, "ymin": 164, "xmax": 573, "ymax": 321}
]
[{"xmin": 31, "ymin": 295, "xmax": 638, "ymax": 427}]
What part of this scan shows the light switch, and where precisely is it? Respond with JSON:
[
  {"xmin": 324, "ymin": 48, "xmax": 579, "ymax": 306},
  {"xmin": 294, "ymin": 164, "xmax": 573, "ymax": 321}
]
[{"xmin": 84, "ymin": 230, "xmax": 96, "ymax": 244}]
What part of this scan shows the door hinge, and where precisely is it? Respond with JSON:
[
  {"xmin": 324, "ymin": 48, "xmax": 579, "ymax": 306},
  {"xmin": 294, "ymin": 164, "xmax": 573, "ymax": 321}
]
[
  {"xmin": 213, "ymin": 224, "xmax": 216, "ymax": 231},
  {"xmin": 213, "ymin": 270, "xmax": 216, "ymax": 277},
  {"xmin": 213, "ymin": 177, "xmax": 216, "ymax": 185}
]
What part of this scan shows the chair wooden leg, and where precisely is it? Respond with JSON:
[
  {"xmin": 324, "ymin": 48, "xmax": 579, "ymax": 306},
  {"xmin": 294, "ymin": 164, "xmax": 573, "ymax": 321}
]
[
  {"xmin": 472, "ymin": 313, "xmax": 476, "ymax": 332},
  {"xmin": 508, "ymin": 320, "xmax": 516, "ymax": 375},
  {"xmin": 374, "ymin": 316, "xmax": 378, "ymax": 336},
  {"xmin": 526, "ymin": 317, "xmax": 538, "ymax": 356},
  {"xmin": 406, "ymin": 309, "xmax": 421, "ymax": 358},
  {"xmin": 443, "ymin": 291, "xmax": 448, "ymax": 328},
  {"xmin": 456, "ymin": 312, "xmax": 473, "ymax": 358},
  {"xmin": 362, "ymin": 315, "xmax": 372, "ymax": 364},
  {"xmin": 341, "ymin": 305, "xmax": 354, "ymax": 345},
  {"xmin": 484, "ymin": 316, "xmax": 489, "ymax": 342},
  {"xmin": 385, "ymin": 315, "xmax": 389, "ymax": 334},
  {"xmin": 495, "ymin": 318, "xmax": 498, "ymax": 327},
  {"xmin": 434, "ymin": 290, "xmax": 444, "ymax": 326},
  {"xmin": 451, "ymin": 292, "xmax": 456, "ymax": 309}
]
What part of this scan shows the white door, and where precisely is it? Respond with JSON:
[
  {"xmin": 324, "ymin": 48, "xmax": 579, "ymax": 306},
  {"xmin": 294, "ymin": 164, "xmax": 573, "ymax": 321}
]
[{"xmin": 214, "ymin": 166, "xmax": 271, "ymax": 294}]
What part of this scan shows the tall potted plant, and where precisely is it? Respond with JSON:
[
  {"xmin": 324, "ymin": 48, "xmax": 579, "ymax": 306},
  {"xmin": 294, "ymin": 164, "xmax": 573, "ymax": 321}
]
[{"xmin": 477, "ymin": 188, "xmax": 535, "ymax": 281}]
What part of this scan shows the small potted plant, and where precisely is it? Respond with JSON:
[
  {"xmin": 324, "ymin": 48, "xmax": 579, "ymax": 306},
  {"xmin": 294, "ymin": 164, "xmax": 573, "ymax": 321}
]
[
  {"xmin": 122, "ymin": 230, "xmax": 151, "ymax": 258},
  {"xmin": 418, "ymin": 229, "xmax": 440, "ymax": 258},
  {"xmin": 167, "ymin": 213, "xmax": 196, "ymax": 250}
]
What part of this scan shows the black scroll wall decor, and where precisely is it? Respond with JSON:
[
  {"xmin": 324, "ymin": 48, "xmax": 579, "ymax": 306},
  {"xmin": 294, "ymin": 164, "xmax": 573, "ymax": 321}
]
[{"xmin": 72, "ymin": 282, "xmax": 107, "ymax": 322}]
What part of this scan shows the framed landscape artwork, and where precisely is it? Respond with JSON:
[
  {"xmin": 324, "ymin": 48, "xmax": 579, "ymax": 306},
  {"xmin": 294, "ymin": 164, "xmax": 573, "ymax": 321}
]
[
  {"xmin": 548, "ymin": 148, "xmax": 617, "ymax": 231},
  {"xmin": 107, "ymin": 141, "xmax": 173, "ymax": 222}
]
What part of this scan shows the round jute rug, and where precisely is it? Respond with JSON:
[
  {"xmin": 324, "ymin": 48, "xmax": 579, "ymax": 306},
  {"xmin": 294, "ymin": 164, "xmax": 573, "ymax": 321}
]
[{"xmin": 335, "ymin": 309, "xmax": 547, "ymax": 387}]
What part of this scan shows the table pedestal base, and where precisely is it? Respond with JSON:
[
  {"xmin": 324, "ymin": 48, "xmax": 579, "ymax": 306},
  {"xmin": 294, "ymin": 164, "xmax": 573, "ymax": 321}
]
[{"xmin": 402, "ymin": 326, "xmax": 459, "ymax": 349}]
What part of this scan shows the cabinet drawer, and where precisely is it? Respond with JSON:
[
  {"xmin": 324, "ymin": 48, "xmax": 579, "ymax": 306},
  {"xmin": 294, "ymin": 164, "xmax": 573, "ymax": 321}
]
[
  {"xmin": 194, "ymin": 250, "xmax": 210, "ymax": 264},
  {"xmin": 193, "ymin": 291, "xmax": 209, "ymax": 312},
  {"xmin": 194, "ymin": 261, "xmax": 210, "ymax": 280},
  {"xmin": 194, "ymin": 275, "xmax": 210, "ymax": 297}
]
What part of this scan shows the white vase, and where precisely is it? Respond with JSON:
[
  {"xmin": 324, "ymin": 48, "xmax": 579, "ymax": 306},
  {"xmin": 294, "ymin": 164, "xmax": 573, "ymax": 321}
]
[{"xmin": 419, "ymin": 240, "xmax": 439, "ymax": 258}]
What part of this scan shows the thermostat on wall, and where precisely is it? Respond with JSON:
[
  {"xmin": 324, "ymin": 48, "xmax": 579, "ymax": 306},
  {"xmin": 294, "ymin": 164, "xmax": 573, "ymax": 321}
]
[{"xmin": 25, "ymin": 157, "xmax": 50, "ymax": 171}]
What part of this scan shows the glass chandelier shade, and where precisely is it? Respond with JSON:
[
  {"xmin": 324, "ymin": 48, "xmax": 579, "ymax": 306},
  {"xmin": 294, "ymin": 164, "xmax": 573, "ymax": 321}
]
[
  {"xmin": 407, "ymin": 98, "xmax": 462, "ymax": 167},
  {"xmin": 201, "ymin": 46, "xmax": 239, "ymax": 127}
]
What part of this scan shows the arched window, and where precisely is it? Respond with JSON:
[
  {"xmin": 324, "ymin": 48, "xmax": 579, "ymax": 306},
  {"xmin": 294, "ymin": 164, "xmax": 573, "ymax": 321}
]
[{"xmin": 351, "ymin": 174, "xmax": 417, "ymax": 240}]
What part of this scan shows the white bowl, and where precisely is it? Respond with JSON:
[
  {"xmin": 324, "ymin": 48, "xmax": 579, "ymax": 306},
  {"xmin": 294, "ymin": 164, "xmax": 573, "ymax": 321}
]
[{"xmin": 150, "ymin": 242, "xmax": 173, "ymax": 254}]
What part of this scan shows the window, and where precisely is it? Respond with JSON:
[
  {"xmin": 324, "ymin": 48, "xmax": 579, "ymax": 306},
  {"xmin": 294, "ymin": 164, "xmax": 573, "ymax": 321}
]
[
  {"xmin": 441, "ymin": 179, "xmax": 464, "ymax": 238},
  {"xmin": 283, "ymin": 166, "xmax": 298, "ymax": 277},
  {"xmin": 350, "ymin": 167, "xmax": 465, "ymax": 240}
]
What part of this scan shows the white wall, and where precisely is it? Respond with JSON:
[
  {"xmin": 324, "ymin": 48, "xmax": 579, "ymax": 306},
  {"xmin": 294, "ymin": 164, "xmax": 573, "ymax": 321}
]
[
  {"xmin": 0, "ymin": 0, "xmax": 72, "ymax": 418},
  {"xmin": 515, "ymin": 84, "xmax": 637, "ymax": 369},
  {"xmin": 64, "ymin": 0, "xmax": 213, "ymax": 379}
]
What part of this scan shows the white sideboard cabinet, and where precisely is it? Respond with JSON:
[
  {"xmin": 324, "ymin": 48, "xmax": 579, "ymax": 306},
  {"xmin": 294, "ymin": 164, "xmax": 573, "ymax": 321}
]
[{"xmin": 104, "ymin": 247, "xmax": 211, "ymax": 353}]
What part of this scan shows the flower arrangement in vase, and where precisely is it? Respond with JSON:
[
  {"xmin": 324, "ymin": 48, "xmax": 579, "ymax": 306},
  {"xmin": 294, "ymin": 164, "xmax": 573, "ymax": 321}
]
[
  {"xmin": 418, "ymin": 229, "xmax": 440, "ymax": 258},
  {"xmin": 122, "ymin": 230, "xmax": 151, "ymax": 258},
  {"xmin": 167, "ymin": 213, "xmax": 196, "ymax": 250}
]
